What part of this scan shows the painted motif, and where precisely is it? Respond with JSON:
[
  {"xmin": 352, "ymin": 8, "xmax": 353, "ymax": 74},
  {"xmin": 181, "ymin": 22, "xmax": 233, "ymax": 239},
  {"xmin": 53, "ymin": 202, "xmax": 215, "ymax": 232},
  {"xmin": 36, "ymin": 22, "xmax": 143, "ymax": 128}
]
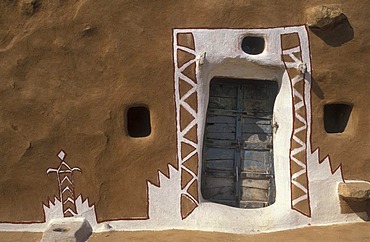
[
  {"xmin": 43, "ymin": 150, "xmax": 97, "ymax": 227},
  {"xmin": 46, "ymin": 150, "xmax": 81, "ymax": 217},
  {"xmin": 281, "ymin": 33, "xmax": 311, "ymax": 216},
  {"xmin": 174, "ymin": 32, "xmax": 200, "ymax": 219}
]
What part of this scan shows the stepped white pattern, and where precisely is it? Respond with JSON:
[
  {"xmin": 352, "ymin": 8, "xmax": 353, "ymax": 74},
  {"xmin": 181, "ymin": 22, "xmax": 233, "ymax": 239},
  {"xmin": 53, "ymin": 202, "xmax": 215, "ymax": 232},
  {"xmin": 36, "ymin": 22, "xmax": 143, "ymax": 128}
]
[
  {"xmin": 147, "ymin": 165, "xmax": 182, "ymax": 223},
  {"xmin": 43, "ymin": 195, "xmax": 98, "ymax": 229}
]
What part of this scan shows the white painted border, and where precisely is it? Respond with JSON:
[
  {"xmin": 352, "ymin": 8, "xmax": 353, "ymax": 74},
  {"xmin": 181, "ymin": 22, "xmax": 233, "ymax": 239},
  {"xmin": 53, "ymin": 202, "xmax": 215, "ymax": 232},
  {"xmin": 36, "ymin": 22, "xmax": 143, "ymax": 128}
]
[
  {"xmin": 169, "ymin": 26, "xmax": 365, "ymax": 233},
  {"xmin": 174, "ymin": 27, "xmax": 308, "ymax": 233}
]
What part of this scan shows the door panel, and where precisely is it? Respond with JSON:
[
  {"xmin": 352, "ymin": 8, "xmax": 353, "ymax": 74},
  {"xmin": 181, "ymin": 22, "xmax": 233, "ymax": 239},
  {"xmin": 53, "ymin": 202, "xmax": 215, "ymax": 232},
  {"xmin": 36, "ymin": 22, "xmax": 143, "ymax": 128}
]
[
  {"xmin": 242, "ymin": 150, "xmax": 271, "ymax": 172},
  {"xmin": 241, "ymin": 179, "xmax": 270, "ymax": 190},
  {"xmin": 205, "ymin": 159, "xmax": 234, "ymax": 171},
  {"xmin": 203, "ymin": 176, "xmax": 236, "ymax": 202},
  {"xmin": 204, "ymin": 147, "xmax": 235, "ymax": 160},
  {"xmin": 202, "ymin": 78, "xmax": 278, "ymax": 208},
  {"xmin": 241, "ymin": 187, "xmax": 269, "ymax": 201}
]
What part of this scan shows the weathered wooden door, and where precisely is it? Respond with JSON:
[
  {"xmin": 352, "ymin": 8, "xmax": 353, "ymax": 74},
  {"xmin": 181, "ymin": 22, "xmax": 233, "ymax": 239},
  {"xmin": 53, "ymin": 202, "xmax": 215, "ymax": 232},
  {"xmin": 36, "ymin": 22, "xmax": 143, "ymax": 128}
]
[{"xmin": 202, "ymin": 78, "xmax": 278, "ymax": 208}]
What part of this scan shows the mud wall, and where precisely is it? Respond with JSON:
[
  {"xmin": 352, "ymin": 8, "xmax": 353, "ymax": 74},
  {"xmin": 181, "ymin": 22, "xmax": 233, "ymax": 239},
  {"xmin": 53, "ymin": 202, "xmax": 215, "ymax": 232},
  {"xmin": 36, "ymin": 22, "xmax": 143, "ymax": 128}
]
[{"xmin": 0, "ymin": 0, "xmax": 368, "ymax": 224}]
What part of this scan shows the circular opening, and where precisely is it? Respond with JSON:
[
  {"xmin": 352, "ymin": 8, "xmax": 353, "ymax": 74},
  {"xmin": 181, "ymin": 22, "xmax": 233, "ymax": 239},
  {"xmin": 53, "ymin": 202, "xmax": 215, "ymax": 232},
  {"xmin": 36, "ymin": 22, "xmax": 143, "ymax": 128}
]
[{"xmin": 241, "ymin": 36, "xmax": 265, "ymax": 55}]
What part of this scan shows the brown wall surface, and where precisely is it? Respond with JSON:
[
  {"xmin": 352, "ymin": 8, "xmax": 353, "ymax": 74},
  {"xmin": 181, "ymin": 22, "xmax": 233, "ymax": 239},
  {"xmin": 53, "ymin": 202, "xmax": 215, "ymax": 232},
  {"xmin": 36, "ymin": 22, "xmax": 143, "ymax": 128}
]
[{"xmin": 0, "ymin": 0, "xmax": 369, "ymax": 222}]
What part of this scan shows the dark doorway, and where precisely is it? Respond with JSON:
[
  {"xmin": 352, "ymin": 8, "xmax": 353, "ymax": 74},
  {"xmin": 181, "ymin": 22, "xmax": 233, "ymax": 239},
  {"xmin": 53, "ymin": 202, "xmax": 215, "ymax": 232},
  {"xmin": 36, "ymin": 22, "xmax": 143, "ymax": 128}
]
[{"xmin": 201, "ymin": 78, "xmax": 278, "ymax": 208}]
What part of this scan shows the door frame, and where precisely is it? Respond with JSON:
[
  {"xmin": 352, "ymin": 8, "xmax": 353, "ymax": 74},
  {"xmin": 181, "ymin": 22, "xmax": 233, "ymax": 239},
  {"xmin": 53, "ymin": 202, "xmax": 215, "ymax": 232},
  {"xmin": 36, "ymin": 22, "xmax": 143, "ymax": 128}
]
[{"xmin": 173, "ymin": 27, "xmax": 313, "ymax": 222}]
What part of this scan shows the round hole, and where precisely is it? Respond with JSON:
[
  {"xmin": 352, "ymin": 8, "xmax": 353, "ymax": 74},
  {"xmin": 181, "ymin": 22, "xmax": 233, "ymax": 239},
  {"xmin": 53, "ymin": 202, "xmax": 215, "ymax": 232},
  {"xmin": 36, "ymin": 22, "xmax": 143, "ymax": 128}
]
[{"xmin": 241, "ymin": 36, "xmax": 265, "ymax": 55}]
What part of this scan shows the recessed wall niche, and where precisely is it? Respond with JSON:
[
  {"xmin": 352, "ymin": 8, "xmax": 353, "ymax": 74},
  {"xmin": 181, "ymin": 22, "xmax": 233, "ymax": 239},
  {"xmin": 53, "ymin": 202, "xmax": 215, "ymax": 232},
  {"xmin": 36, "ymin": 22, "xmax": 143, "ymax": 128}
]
[
  {"xmin": 324, "ymin": 103, "xmax": 352, "ymax": 133},
  {"xmin": 127, "ymin": 106, "xmax": 151, "ymax": 137}
]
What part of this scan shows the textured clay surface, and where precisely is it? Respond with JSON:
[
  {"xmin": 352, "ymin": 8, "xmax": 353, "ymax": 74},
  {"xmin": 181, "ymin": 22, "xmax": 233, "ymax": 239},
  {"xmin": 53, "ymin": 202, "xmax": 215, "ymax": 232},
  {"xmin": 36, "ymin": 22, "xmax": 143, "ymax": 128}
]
[
  {"xmin": 1, "ymin": 222, "xmax": 370, "ymax": 242},
  {"xmin": 0, "ymin": 0, "xmax": 369, "ymax": 222},
  {"xmin": 90, "ymin": 222, "xmax": 370, "ymax": 241}
]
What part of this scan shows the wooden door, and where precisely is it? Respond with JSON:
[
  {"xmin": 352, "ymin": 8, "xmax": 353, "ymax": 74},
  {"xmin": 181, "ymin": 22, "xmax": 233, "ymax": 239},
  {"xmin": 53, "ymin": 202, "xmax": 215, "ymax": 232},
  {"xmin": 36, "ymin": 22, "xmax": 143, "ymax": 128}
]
[{"xmin": 202, "ymin": 78, "xmax": 278, "ymax": 208}]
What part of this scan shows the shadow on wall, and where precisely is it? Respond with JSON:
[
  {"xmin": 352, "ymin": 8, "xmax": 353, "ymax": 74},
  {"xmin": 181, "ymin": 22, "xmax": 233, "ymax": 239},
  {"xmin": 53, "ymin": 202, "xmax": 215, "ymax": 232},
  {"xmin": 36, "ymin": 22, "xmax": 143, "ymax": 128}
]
[
  {"xmin": 340, "ymin": 198, "xmax": 370, "ymax": 221},
  {"xmin": 309, "ymin": 16, "xmax": 354, "ymax": 47},
  {"xmin": 307, "ymin": 72, "xmax": 325, "ymax": 100}
]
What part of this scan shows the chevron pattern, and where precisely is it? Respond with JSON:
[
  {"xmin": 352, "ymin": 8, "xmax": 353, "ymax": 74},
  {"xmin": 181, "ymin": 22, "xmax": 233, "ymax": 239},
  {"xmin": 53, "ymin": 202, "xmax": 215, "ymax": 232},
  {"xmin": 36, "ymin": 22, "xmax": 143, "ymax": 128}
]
[
  {"xmin": 281, "ymin": 33, "xmax": 311, "ymax": 217},
  {"xmin": 174, "ymin": 32, "xmax": 199, "ymax": 219},
  {"xmin": 47, "ymin": 150, "xmax": 81, "ymax": 217},
  {"xmin": 59, "ymin": 169, "xmax": 77, "ymax": 217}
]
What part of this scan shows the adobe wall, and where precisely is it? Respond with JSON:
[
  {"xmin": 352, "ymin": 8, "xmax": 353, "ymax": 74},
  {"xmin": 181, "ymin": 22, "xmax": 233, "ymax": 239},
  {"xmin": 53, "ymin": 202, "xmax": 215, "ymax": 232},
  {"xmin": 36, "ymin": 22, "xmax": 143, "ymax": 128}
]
[{"xmin": 0, "ymin": 0, "xmax": 368, "ymax": 233}]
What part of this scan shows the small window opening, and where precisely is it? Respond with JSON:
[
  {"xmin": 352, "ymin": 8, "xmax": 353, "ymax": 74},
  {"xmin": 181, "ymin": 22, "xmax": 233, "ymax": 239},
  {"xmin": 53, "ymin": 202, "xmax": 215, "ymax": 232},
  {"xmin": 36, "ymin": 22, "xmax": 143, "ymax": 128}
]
[
  {"xmin": 241, "ymin": 36, "xmax": 265, "ymax": 55},
  {"xmin": 324, "ymin": 103, "xmax": 352, "ymax": 133},
  {"xmin": 127, "ymin": 106, "xmax": 151, "ymax": 137}
]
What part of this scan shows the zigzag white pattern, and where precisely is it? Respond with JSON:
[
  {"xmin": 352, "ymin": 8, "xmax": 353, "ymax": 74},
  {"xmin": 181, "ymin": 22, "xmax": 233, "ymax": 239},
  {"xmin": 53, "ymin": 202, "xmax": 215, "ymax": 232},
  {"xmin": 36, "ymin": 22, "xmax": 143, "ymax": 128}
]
[
  {"xmin": 180, "ymin": 101, "xmax": 197, "ymax": 118},
  {"xmin": 290, "ymin": 71, "xmax": 309, "ymax": 206},
  {"xmin": 180, "ymin": 87, "xmax": 196, "ymax": 102},
  {"xmin": 174, "ymin": 32, "xmax": 199, "ymax": 211},
  {"xmin": 181, "ymin": 137, "xmax": 197, "ymax": 149},
  {"xmin": 282, "ymin": 38, "xmax": 310, "ymax": 216},
  {"xmin": 180, "ymin": 119, "xmax": 197, "ymax": 136}
]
